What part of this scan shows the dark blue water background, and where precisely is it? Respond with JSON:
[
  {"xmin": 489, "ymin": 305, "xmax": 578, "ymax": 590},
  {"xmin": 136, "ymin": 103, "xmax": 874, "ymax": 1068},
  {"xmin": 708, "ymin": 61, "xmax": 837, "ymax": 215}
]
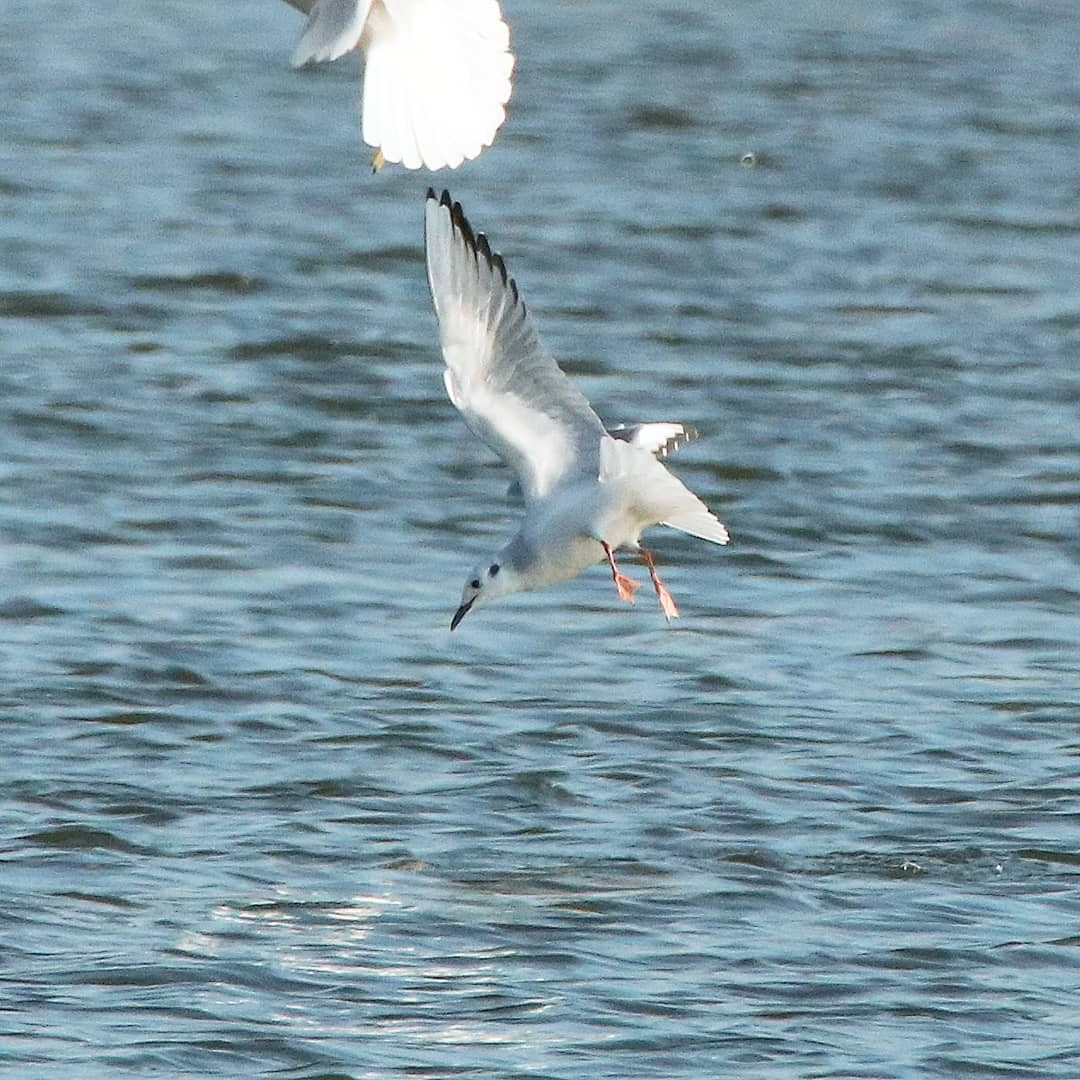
[{"xmin": 2, "ymin": 1, "xmax": 1079, "ymax": 1076}]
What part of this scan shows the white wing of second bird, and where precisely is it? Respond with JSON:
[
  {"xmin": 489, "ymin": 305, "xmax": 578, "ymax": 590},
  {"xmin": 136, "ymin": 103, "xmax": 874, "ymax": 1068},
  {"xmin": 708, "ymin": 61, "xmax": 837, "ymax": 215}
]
[
  {"xmin": 290, "ymin": 0, "xmax": 514, "ymax": 171},
  {"xmin": 424, "ymin": 189, "xmax": 730, "ymax": 630}
]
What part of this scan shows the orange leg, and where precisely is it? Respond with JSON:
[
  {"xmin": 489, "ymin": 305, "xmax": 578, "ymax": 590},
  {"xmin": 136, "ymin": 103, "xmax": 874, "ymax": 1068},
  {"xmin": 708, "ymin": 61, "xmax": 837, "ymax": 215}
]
[
  {"xmin": 640, "ymin": 547, "xmax": 679, "ymax": 621},
  {"xmin": 601, "ymin": 541, "xmax": 640, "ymax": 604}
]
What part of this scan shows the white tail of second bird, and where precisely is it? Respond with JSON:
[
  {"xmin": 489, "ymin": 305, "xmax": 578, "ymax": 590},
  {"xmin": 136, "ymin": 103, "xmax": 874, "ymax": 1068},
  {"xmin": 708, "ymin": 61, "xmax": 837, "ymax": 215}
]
[{"xmin": 293, "ymin": 0, "xmax": 514, "ymax": 171}]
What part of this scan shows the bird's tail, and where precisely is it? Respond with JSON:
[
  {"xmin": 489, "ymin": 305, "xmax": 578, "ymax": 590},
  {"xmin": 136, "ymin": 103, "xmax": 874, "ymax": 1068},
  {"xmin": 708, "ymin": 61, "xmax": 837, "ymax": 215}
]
[
  {"xmin": 600, "ymin": 437, "xmax": 730, "ymax": 546},
  {"xmin": 662, "ymin": 505, "xmax": 730, "ymax": 545},
  {"xmin": 361, "ymin": 0, "xmax": 514, "ymax": 170}
]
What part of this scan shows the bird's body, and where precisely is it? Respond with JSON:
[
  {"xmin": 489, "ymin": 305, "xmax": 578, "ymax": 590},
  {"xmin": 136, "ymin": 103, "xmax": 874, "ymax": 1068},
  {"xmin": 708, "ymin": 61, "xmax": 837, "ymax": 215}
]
[
  {"xmin": 289, "ymin": 0, "xmax": 514, "ymax": 171},
  {"xmin": 499, "ymin": 455, "xmax": 650, "ymax": 588},
  {"xmin": 424, "ymin": 190, "xmax": 729, "ymax": 628}
]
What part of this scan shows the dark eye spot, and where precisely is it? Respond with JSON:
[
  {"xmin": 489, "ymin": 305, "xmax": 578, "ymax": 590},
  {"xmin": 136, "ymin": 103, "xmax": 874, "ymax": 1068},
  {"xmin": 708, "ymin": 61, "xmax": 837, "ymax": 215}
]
[
  {"xmin": 489, "ymin": 563, "xmax": 500, "ymax": 577},
  {"xmin": 470, "ymin": 578, "xmax": 481, "ymax": 590}
]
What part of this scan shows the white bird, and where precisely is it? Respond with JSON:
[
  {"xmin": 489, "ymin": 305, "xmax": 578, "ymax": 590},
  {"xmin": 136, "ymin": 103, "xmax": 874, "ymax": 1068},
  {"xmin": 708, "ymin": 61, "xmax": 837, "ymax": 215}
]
[
  {"xmin": 424, "ymin": 190, "xmax": 730, "ymax": 630},
  {"xmin": 284, "ymin": 0, "xmax": 514, "ymax": 172}
]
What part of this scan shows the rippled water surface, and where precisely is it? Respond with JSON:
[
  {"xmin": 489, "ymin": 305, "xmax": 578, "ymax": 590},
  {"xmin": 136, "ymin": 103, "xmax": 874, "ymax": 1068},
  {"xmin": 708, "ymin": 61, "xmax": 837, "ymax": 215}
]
[{"xmin": 3, "ymin": 1, "xmax": 1080, "ymax": 1076}]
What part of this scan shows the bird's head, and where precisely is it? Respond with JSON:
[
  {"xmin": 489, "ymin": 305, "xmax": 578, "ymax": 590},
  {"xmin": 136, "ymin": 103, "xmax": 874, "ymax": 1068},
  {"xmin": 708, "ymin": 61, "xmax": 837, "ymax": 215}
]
[{"xmin": 450, "ymin": 555, "xmax": 521, "ymax": 630}]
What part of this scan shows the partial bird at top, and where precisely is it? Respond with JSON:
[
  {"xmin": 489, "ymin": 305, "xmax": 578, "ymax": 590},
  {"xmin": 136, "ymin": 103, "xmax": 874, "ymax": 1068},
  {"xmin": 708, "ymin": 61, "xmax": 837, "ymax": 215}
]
[
  {"xmin": 282, "ymin": 0, "xmax": 514, "ymax": 172},
  {"xmin": 424, "ymin": 190, "xmax": 730, "ymax": 630}
]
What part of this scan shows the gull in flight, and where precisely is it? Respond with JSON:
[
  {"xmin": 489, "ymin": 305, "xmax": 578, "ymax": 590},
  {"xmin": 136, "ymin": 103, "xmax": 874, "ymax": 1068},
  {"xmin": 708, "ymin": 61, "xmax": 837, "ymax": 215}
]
[
  {"xmin": 284, "ymin": 0, "xmax": 514, "ymax": 171},
  {"xmin": 424, "ymin": 190, "xmax": 730, "ymax": 630}
]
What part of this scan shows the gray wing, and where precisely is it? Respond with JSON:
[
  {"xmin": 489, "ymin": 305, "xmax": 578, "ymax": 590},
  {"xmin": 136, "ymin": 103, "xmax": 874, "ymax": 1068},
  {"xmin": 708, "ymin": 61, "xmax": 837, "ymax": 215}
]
[
  {"xmin": 424, "ymin": 190, "xmax": 607, "ymax": 503},
  {"xmin": 609, "ymin": 422, "xmax": 698, "ymax": 458},
  {"xmin": 292, "ymin": 0, "xmax": 373, "ymax": 66}
]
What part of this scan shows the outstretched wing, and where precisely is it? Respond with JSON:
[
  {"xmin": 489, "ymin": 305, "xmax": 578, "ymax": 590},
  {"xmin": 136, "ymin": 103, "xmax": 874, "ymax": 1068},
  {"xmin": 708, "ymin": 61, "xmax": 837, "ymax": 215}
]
[
  {"xmin": 293, "ymin": 0, "xmax": 373, "ymax": 65},
  {"xmin": 609, "ymin": 422, "xmax": 699, "ymax": 459},
  {"xmin": 425, "ymin": 190, "xmax": 607, "ymax": 503}
]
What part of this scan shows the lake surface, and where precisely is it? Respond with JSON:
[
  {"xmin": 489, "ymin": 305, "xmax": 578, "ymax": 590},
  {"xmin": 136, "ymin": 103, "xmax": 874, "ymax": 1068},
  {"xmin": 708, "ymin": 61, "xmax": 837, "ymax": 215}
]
[{"xmin": 2, "ymin": 0, "xmax": 1079, "ymax": 1076}]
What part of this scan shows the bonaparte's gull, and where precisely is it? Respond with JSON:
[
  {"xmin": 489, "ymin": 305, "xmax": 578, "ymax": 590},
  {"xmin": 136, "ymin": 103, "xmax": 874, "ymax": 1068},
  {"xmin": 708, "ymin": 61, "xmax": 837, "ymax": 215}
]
[
  {"xmin": 284, "ymin": 0, "xmax": 514, "ymax": 171},
  {"xmin": 424, "ymin": 190, "xmax": 730, "ymax": 629}
]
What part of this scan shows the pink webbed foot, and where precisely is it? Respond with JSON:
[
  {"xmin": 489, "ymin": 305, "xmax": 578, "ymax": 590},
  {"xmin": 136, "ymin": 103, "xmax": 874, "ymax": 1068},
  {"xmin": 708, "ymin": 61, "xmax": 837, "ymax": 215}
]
[
  {"xmin": 640, "ymin": 547, "xmax": 680, "ymax": 622},
  {"xmin": 601, "ymin": 541, "xmax": 641, "ymax": 605},
  {"xmin": 652, "ymin": 580, "xmax": 680, "ymax": 621},
  {"xmin": 614, "ymin": 571, "xmax": 641, "ymax": 604}
]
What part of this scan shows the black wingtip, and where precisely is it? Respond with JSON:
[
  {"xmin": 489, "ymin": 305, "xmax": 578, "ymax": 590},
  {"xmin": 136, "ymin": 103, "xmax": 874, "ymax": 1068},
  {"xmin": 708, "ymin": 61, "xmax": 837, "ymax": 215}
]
[
  {"xmin": 436, "ymin": 194, "xmax": 526, "ymax": 315},
  {"xmin": 451, "ymin": 197, "xmax": 477, "ymax": 249},
  {"xmin": 439, "ymin": 192, "xmax": 479, "ymax": 258},
  {"xmin": 491, "ymin": 251, "xmax": 510, "ymax": 287}
]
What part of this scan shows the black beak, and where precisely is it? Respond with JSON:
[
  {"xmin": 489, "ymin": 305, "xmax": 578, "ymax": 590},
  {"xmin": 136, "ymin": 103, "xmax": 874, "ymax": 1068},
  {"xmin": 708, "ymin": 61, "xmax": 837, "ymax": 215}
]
[{"xmin": 450, "ymin": 599, "xmax": 474, "ymax": 631}]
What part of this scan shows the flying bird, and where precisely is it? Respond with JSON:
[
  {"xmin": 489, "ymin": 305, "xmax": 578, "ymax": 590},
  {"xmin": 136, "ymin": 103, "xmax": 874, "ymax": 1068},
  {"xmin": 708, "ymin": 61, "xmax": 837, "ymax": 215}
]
[
  {"xmin": 424, "ymin": 190, "xmax": 730, "ymax": 630},
  {"xmin": 284, "ymin": 0, "xmax": 514, "ymax": 171}
]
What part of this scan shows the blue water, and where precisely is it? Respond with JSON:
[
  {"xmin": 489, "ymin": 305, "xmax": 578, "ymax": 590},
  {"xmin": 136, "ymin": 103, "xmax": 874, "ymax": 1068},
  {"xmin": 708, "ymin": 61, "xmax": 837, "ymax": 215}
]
[{"xmin": 2, "ymin": 0, "xmax": 1079, "ymax": 1076}]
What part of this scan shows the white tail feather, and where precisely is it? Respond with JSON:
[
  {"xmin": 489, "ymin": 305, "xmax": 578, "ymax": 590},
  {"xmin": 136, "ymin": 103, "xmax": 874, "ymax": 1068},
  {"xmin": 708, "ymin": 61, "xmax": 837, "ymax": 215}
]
[
  {"xmin": 662, "ymin": 509, "xmax": 730, "ymax": 545},
  {"xmin": 362, "ymin": 0, "xmax": 513, "ymax": 170}
]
